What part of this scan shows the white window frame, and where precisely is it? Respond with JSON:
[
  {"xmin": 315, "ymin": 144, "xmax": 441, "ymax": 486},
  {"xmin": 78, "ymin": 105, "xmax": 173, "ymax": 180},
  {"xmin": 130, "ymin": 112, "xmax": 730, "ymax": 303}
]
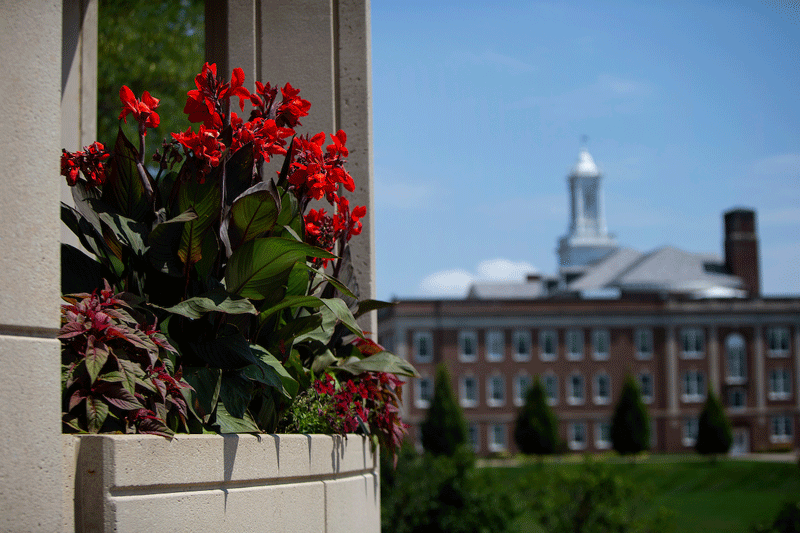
[
  {"xmin": 682, "ymin": 370, "xmax": 705, "ymax": 403},
  {"xmin": 683, "ymin": 417, "xmax": 699, "ymax": 447},
  {"xmin": 460, "ymin": 375, "xmax": 478, "ymax": 408},
  {"xmin": 638, "ymin": 371, "xmax": 654, "ymax": 404},
  {"xmin": 539, "ymin": 330, "xmax": 557, "ymax": 361},
  {"xmin": 415, "ymin": 376, "xmax": 433, "ymax": 409},
  {"xmin": 635, "ymin": 328, "xmax": 653, "ymax": 360},
  {"xmin": 595, "ymin": 420, "xmax": 611, "ymax": 450},
  {"xmin": 413, "ymin": 331, "xmax": 433, "ymax": 363},
  {"xmin": 568, "ymin": 421, "xmax": 587, "ymax": 450},
  {"xmin": 680, "ymin": 327, "xmax": 705, "ymax": 359},
  {"xmin": 592, "ymin": 329, "xmax": 610, "ymax": 360},
  {"xmin": 488, "ymin": 423, "xmax": 507, "ymax": 453},
  {"xmin": 566, "ymin": 329, "xmax": 584, "ymax": 361},
  {"xmin": 770, "ymin": 415, "xmax": 793, "ymax": 444},
  {"xmin": 768, "ymin": 368, "xmax": 792, "ymax": 401},
  {"xmin": 593, "ymin": 372, "xmax": 611, "ymax": 405},
  {"xmin": 767, "ymin": 327, "xmax": 790, "ymax": 358},
  {"xmin": 725, "ymin": 333, "xmax": 747, "ymax": 385},
  {"xmin": 513, "ymin": 373, "xmax": 531, "ymax": 407},
  {"xmin": 512, "ymin": 329, "xmax": 532, "ymax": 362},
  {"xmin": 728, "ymin": 387, "xmax": 746, "ymax": 411},
  {"xmin": 486, "ymin": 330, "xmax": 504, "ymax": 362},
  {"xmin": 458, "ymin": 330, "xmax": 478, "ymax": 362},
  {"xmin": 487, "ymin": 373, "xmax": 505, "ymax": 407},
  {"xmin": 543, "ymin": 373, "xmax": 558, "ymax": 406},
  {"xmin": 567, "ymin": 373, "xmax": 585, "ymax": 405}
]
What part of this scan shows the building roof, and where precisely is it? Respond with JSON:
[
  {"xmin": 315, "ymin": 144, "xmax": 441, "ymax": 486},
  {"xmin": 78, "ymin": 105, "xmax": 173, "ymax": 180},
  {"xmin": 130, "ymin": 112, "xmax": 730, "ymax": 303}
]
[
  {"xmin": 467, "ymin": 279, "xmax": 548, "ymax": 299},
  {"xmin": 565, "ymin": 247, "xmax": 642, "ymax": 291}
]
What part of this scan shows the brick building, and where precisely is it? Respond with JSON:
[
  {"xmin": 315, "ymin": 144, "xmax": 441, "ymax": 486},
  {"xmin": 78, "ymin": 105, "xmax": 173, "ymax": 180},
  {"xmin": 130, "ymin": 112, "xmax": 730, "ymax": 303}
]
[{"xmin": 378, "ymin": 149, "xmax": 799, "ymax": 455}]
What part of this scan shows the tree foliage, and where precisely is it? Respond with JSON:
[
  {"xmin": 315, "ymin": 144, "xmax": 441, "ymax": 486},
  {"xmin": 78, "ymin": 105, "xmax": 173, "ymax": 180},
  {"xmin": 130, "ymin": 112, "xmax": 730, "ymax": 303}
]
[
  {"xmin": 98, "ymin": 0, "xmax": 205, "ymax": 157},
  {"xmin": 421, "ymin": 363, "xmax": 469, "ymax": 456},
  {"xmin": 611, "ymin": 374, "xmax": 650, "ymax": 455},
  {"xmin": 514, "ymin": 376, "xmax": 559, "ymax": 455},
  {"xmin": 695, "ymin": 388, "xmax": 733, "ymax": 457},
  {"xmin": 381, "ymin": 444, "xmax": 519, "ymax": 533}
]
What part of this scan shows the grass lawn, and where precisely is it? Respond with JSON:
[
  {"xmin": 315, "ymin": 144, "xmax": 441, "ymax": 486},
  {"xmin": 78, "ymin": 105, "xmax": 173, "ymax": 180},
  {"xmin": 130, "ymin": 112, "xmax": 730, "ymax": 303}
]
[{"xmin": 482, "ymin": 455, "xmax": 800, "ymax": 533}]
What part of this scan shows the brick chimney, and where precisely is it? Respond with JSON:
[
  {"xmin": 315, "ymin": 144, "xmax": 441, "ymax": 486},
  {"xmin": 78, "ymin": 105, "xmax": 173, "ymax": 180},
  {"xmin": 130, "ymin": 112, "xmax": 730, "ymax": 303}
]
[{"xmin": 724, "ymin": 208, "xmax": 760, "ymax": 297}]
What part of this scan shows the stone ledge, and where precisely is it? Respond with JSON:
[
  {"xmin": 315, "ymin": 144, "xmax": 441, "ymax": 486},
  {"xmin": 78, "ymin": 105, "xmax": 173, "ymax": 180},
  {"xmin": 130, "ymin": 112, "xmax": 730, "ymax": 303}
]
[{"xmin": 63, "ymin": 433, "xmax": 379, "ymax": 532}]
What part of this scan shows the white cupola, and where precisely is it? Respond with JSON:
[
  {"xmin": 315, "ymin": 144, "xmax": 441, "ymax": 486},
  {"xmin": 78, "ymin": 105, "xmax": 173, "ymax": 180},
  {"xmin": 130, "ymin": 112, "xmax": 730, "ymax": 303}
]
[{"xmin": 557, "ymin": 143, "xmax": 618, "ymax": 279}]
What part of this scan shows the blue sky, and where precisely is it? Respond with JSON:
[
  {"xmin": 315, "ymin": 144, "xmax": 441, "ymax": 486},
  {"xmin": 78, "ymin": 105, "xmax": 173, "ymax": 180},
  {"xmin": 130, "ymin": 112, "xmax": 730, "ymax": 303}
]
[{"xmin": 370, "ymin": 0, "xmax": 800, "ymax": 300}]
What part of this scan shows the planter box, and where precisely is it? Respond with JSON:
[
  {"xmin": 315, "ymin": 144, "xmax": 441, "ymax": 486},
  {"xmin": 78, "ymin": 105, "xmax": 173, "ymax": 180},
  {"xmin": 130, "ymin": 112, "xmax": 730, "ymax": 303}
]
[{"xmin": 62, "ymin": 433, "xmax": 379, "ymax": 533}]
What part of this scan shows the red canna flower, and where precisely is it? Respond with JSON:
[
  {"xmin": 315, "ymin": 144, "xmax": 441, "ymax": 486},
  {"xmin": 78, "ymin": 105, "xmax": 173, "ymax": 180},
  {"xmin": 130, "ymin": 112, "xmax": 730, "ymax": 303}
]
[
  {"xmin": 118, "ymin": 86, "xmax": 160, "ymax": 132},
  {"xmin": 60, "ymin": 142, "xmax": 110, "ymax": 188},
  {"xmin": 171, "ymin": 126, "xmax": 225, "ymax": 183}
]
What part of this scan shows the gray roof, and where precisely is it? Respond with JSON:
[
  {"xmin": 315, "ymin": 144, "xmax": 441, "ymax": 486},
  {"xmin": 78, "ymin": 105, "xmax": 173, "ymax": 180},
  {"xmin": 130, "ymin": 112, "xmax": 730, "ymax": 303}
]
[
  {"xmin": 565, "ymin": 247, "xmax": 643, "ymax": 291},
  {"xmin": 467, "ymin": 279, "xmax": 547, "ymax": 299}
]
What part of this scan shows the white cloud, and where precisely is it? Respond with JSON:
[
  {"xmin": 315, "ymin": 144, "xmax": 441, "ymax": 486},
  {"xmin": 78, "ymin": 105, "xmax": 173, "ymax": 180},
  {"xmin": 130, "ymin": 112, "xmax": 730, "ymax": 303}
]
[{"xmin": 417, "ymin": 258, "xmax": 537, "ymax": 297}]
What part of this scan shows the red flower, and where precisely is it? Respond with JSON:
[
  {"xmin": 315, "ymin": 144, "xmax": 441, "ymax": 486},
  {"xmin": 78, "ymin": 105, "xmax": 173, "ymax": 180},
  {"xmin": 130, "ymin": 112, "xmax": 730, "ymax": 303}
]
[
  {"xmin": 288, "ymin": 131, "xmax": 356, "ymax": 205},
  {"xmin": 333, "ymin": 195, "xmax": 367, "ymax": 241},
  {"xmin": 277, "ymin": 83, "xmax": 311, "ymax": 128},
  {"xmin": 118, "ymin": 86, "xmax": 160, "ymax": 132},
  {"xmin": 60, "ymin": 142, "xmax": 110, "ymax": 188},
  {"xmin": 230, "ymin": 117, "xmax": 294, "ymax": 163},
  {"xmin": 183, "ymin": 63, "xmax": 253, "ymax": 129},
  {"xmin": 172, "ymin": 126, "xmax": 225, "ymax": 183}
]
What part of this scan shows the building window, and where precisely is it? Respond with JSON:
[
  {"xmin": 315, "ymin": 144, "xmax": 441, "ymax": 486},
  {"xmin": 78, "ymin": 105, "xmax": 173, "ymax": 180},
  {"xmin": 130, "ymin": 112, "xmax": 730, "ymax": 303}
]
[
  {"xmin": 683, "ymin": 417, "xmax": 699, "ymax": 447},
  {"xmin": 725, "ymin": 333, "xmax": 747, "ymax": 384},
  {"xmin": 569, "ymin": 422, "xmax": 587, "ymax": 450},
  {"xmin": 567, "ymin": 329, "xmax": 583, "ymax": 360},
  {"xmin": 768, "ymin": 368, "xmax": 792, "ymax": 401},
  {"xmin": 681, "ymin": 328, "xmax": 704, "ymax": 359},
  {"xmin": 595, "ymin": 420, "xmax": 611, "ymax": 450},
  {"xmin": 512, "ymin": 330, "xmax": 532, "ymax": 362},
  {"xmin": 543, "ymin": 373, "xmax": 558, "ymax": 405},
  {"xmin": 592, "ymin": 329, "xmax": 610, "ymax": 360},
  {"xmin": 514, "ymin": 374, "xmax": 531, "ymax": 407},
  {"xmin": 635, "ymin": 328, "xmax": 653, "ymax": 360},
  {"xmin": 458, "ymin": 330, "xmax": 477, "ymax": 362},
  {"xmin": 728, "ymin": 387, "xmax": 746, "ymax": 411},
  {"xmin": 682, "ymin": 370, "xmax": 705, "ymax": 403},
  {"xmin": 767, "ymin": 327, "xmax": 790, "ymax": 357},
  {"xmin": 594, "ymin": 373, "xmax": 611, "ymax": 405},
  {"xmin": 770, "ymin": 415, "xmax": 793, "ymax": 443},
  {"xmin": 539, "ymin": 330, "xmax": 556, "ymax": 361},
  {"xmin": 468, "ymin": 424, "xmax": 480, "ymax": 452},
  {"xmin": 567, "ymin": 373, "xmax": 585, "ymax": 405},
  {"xmin": 460, "ymin": 375, "xmax": 478, "ymax": 408},
  {"xmin": 488, "ymin": 423, "xmax": 506, "ymax": 452},
  {"xmin": 486, "ymin": 330, "xmax": 504, "ymax": 362},
  {"xmin": 487, "ymin": 374, "xmax": 505, "ymax": 407},
  {"xmin": 415, "ymin": 376, "xmax": 433, "ymax": 408},
  {"xmin": 638, "ymin": 372, "xmax": 654, "ymax": 404},
  {"xmin": 413, "ymin": 331, "xmax": 433, "ymax": 363}
]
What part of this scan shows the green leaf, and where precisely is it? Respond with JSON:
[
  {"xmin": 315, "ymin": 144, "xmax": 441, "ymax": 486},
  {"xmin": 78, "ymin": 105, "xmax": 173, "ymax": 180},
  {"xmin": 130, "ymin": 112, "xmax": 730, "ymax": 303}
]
[
  {"xmin": 321, "ymin": 298, "xmax": 364, "ymax": 338},
  {"xmin": 274, "ymin": 189, "xmax": 302, "ymax": 238},
  {"xmin": 96, "ymin": 381, "xmax": 144, "ymax": 411},
  {"xmin": 225, "ymin": 180, "xmax": 281, "ymax": 252},
  {"xmin": 250, "ymin": 344, "xmax": 299, "ymax": 398},
  {"xmin": 148, "ymin": 210, "xmax": 195, "ymax": 276},
  {"xmin": 189, "ymin": 333, "xmax": 258, "ymax": 369},
  {"xmin": 102, "ymin": 127, "xmax": 151, "ymax": 222},
  {"xmin": 220, "ymin": 371, "xmax": 252, "ymax": 419},
  {"xmin": 97, "ymin": 210, "xmax": 148, "ymax": 258},
  {"xmin": 177, "ymin": 175, "xmax": 221, "ymax": 267},
  {"xmin": 214, "ymin": 401, "xmax": 259, "ymax": 433},
  {"xmin": 86, "ymin": 396, "xmax": 109, "ymax": 433},
  {"xmin": 61, "ymin": 203, "xmax": 125, "ymax": 278},
  {"xmin": 338, "ymin": 351, "xmax": 419, "ymax": 377},
  {"xmin": 183, "ymin": 367, "xmax": 222, "ymax": 422},
  {"xmin": 61, "ymin": 243, "xmax": 109, "ymax": 295},
  {"xmin": 162, "ymin": 289, "xmax": 258, "ymax": 320},
  {"xmin": 257, "ymin": 295, "xmax": 324, "ymax": 325},
  {"xmin": 311, "ymin": 350, "xmax": 337, "ymax": 374},
  {"xmin": 224, "ymin": 237, "xmax": 335, "ymax": 299},
  {"xmin": 224, "ymin": 142, "xmax": 256, "ymax": 205},
  {"xmin": 355, "ymin": 299, "xmax": 395, "ymax": 319}
]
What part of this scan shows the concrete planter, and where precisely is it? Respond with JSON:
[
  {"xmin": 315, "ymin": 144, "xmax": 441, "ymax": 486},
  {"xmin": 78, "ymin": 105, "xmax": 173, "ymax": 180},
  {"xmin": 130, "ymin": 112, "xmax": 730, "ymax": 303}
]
[{"xmin": 62, "ymin": 433, "xmax": 379, "ymax": 533}]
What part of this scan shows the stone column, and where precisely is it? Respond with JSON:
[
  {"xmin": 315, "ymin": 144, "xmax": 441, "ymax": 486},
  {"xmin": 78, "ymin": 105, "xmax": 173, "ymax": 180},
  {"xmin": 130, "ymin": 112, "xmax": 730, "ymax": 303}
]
[
  {"xmin": 666, "ymin": 325, "xmax": 678, "ymax": 419},
  {"xmin": 0, "ymin": 2, "xmax": 64, "ymax": 531},
  {"xmin": 708, "ymin": 325, "xmax": 720, "ymax": 396},
  {"xmin": 754, "ymin": 325, "xmax": 765, "ymax": 423},
  {"xmin": 795, "ymin": 324, "xmax": 800, "ymax": 411},
  {"xmin": 206, "ymin": 0, "xmax": 376, "ymax": 336}
]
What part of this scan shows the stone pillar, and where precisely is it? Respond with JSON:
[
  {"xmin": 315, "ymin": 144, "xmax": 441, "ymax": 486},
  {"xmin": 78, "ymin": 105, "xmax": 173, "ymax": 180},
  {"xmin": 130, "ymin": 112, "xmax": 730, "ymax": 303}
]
[
  {"xmin": 0, "ymin": 1, "xmax": 64, "ymax": 531},
  {"xmin": 666, "ymin": 325, "xmax": 678, "ymax": 419},
  {"xmin": 795, "ymin": 324, "xmax": 800, "ymax": 411},
  {"xmin": 206, "ymin": 0, "xmax": 376, "ymax": 336}
]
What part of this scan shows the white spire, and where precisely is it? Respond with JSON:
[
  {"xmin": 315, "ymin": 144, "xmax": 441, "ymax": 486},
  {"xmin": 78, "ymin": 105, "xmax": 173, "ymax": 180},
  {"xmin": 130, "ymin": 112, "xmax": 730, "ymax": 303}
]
[{"xmin": 571, "ymin": 149, "xmax": 599, "ymax": 178}]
